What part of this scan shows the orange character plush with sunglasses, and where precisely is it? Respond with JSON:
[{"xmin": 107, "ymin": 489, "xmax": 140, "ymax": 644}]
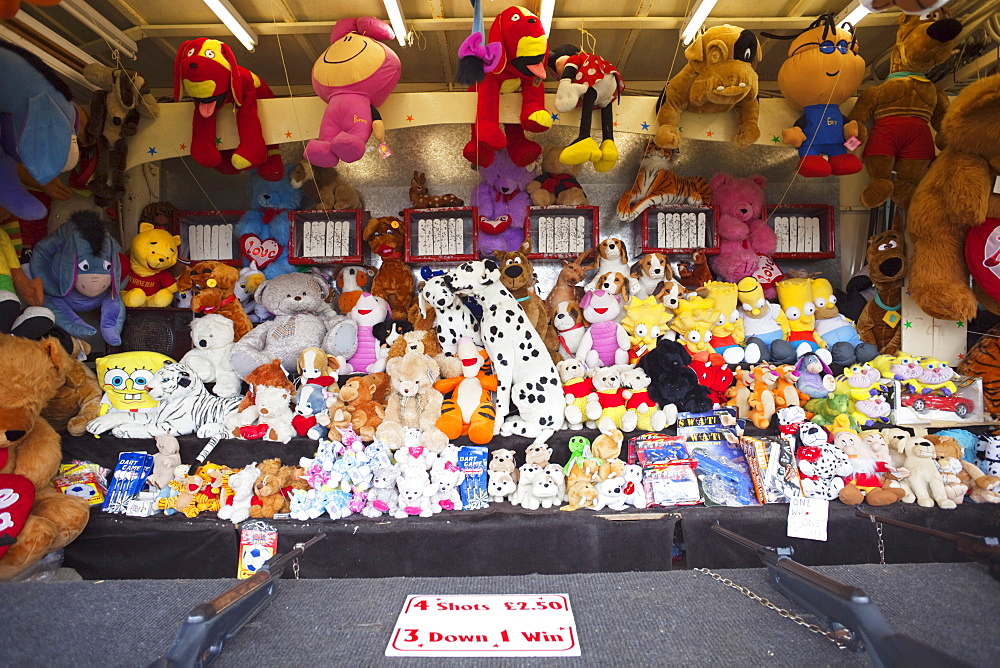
[{"xmin": 767, "ymin": 15, "xmax": 865, "ymax": 178}]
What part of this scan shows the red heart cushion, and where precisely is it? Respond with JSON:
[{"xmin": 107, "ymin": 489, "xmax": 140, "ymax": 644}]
[
  {"xmin": 0, "ymin": 474, "xmax": 35, "ymax": 559},
  {"xmin": 239, "ymin": 424, "xmax": 270, "ymax": 440}
]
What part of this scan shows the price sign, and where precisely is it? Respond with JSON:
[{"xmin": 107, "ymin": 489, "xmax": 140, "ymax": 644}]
[
  {"xmin": 385, "ymin": 594, "xmax": 580, "ymax": 657},
  {"xmin": 787, "ymin": 496, "xmax": 829, "ymax": 541}
]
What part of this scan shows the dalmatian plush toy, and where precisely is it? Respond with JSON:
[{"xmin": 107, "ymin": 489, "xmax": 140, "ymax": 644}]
[
  {"xmin": 795, "ymin": 421, "xmax": 852, "ymax": 500},
  {"xmin": 418, "ymin": 275, "xmax": 482, "ymax": 356},
  {"xmin": 977, "ymin": 435, "xmax": 1000, "ymax": 477},
  {"xmin": 445, "ymin": 260, "xmax": 562, "ymax": 439}
]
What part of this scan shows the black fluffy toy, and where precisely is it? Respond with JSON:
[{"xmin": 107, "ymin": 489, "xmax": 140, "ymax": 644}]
[{"xmin": 637, "ymin": 339, "xmax": 713, "ymax": 413}]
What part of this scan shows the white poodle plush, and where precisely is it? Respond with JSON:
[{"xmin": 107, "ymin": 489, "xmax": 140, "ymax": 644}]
[{"xmin": 181, "ymin": 314, "xmax": 242, "ymax": 397}]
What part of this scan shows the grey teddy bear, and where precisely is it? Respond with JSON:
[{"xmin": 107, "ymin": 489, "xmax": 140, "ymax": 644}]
[
  {"xmin": 363, "ymin": 466, "xmax": 400, "ymax": 518},
  {"xmin": 230, "ymin": 272, "xmax": 358, "ymax": 378}
]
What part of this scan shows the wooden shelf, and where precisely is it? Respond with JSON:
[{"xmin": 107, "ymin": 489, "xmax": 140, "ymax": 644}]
[
  {"xmin": 403, "ymin": 206, "xmax": 479, "ymax": 263},
  {"xmin": 637, "ymin": 205, "xmax": 719, "ymax": 255},
  {"xmin": 288, "ymin": 209, "xmax": 363, "ymax": 265},
  {"xmin": 765, "ymin": 204, "xmax": 836, "ymax": 260},
  {"xmin": 525, "ymin": 205, "xmax": 599, "ymax": 260}
]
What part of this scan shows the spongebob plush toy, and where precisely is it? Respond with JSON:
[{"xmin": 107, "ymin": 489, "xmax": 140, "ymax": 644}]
[
  {"xmin": 92, "ymin": 351, "xmax": 174, "ymax": 417},
  {"xmin": 775, "ymin": 278, "xmax": 830, "ymax": 363},
  {"xmin": 122, "ymin": 223, "xmax": 181, "ymax": 307},
  {"xmin": 701, "ymin": 281, "xmax": 746, "ymax": 365},
  {"xmin": 670, "ymin": 295, "xmax": 719, "ymax": 356},
  {"xmin": 621, "ymin": 296, "xmax": 672, "ymax": 363}
]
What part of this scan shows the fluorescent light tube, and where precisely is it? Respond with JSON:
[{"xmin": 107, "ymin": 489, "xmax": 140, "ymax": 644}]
[
  {"xmin": 202, "ymin": 0, "xmax": 258, "ymax": 51},
  {"xmin": 59, "ymin": 0, "xmax": 138, "ymax": 58},
  {"xmin": 837, "ymin": 1, "xmax": 871, "ymax": 27},
  {"xmin": 681, "ymin": 0, "xmax": 720, "ymax": 45},
  {"xmin": 383, "ymin": 0, "xmax": 408, "ymax": 47},
  {"xmin": 540, "ymin": 0, "xmax": 555, "ymax": 34}
]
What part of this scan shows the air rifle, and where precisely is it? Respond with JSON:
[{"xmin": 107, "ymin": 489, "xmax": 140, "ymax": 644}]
[
  {"xmin": 151, "ymin": 533, "xmax": 326, "ymax": 668},
  {"xmin": 856, "ymin": 510, "xmax": 1000, "ymax": 580},
  {"xmin": 712, "ymin": 524, "xmax": 969, "ymax": 668}
]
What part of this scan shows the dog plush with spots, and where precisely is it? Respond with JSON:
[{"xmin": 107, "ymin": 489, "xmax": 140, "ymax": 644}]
[
  {"xmin": 417, "ymin": 275, "xmax": 482, "ymax": 356},
  {"xmin": 494, "ymin": 240, "xmax": 560, "ymax": 362},
  {"xmin": 445, "ymin": 260, "xmax": 563, "ymax": 439},
  {"xmin": 587, "ymin": 238, "xmax": 630, "ymax": 290}
]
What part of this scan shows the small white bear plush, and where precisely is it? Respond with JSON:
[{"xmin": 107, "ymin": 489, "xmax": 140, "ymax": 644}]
[
  {"xmin": 592, "ymin": 473, "xmax": 629, "ymax": 511},
  {"xmin": 623, "ymin": 464, "xmax": 646, "ymax": 509},
  {"xmin": 181, "ymin": 314, "xmax": 242, "ymax": 397}
]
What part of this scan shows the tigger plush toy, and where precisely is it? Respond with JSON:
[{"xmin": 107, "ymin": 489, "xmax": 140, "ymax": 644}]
[
  {"xmin": 174, "ymin": 38, "xmax": 283, "ymax": 179},
  {"xmin": 434, "ymin": 337, "xmax": 497, "ymax": 444},
  {"xmin": 459, "ymin": 4, "xmax": 552, "ymax": 167}
]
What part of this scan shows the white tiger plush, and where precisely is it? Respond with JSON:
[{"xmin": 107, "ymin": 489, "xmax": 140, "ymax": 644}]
[{"xmin": 86, "ymin": 362, "xmax": 240, "ymax": 439}]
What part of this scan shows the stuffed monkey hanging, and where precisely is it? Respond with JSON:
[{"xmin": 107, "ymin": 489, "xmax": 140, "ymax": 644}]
[{"xmin": 548, "ymin": 45, "xmax": 624, "ymax": 172}]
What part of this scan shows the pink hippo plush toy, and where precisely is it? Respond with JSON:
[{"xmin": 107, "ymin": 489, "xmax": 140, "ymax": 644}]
[
  {"xmin": 347, "ymin": 292, "xmax": 391, "ymax": 373},
  {"xmin": 710, "ymin": 173, "xmax": 781, "ymax": 298},
  {"xmin": 306, "ymin": 17, "xmax": 402, "ymax": 168},
  {"xmin": 576, "ymin": 289, "xmax": 630, "ymax": 369}
]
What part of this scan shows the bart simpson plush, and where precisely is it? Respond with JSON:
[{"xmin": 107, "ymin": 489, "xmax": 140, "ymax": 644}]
[
  {"xmin": 769, "ymin": 15, "xmax": 865, "ymax": 178},
  {"xmin": 775, "ymin": 278, "xmax": 829, "ymax": 362},
  {"xmin": 122, "ymin": 223, "xmax": 181, "ymax": 308}
]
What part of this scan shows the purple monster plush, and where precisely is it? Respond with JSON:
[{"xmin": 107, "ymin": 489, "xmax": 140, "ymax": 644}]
[
  {"xmin": 305, "ymin": 17, "xmax": 401, "ymax": 168},
  {"xmin": 471, "ymin": 148, "xmax": 532, "ymax": 255}
]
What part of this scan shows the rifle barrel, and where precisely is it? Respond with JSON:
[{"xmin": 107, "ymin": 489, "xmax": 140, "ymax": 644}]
[
  {"xmin": 712, "ymin": 524, "xmax": 774, "ymax": 555},
  {"xmin": 855, "ymin": 511, "xmax": 958, "ymax": 543}
]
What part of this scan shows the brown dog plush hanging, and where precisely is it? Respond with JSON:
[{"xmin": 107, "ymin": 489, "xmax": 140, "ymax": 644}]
[
  {"xmin": 856, "ymin": 228, "xmax": 906, "ymax": 355},
  {"xmin": 849, "ymin": 10, "xmax": 962, "ymax": 208},
  {"xmin": 364, "ymin": 217, "xmax": 414, "ymax": 316},
  {"xmin": 654, "ymin": 25, "xmax": 761, "ymax": 151}
]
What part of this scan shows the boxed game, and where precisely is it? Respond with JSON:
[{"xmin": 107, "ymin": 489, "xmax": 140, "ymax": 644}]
[
  {"xmin": 457, "ymin": 446, "xmax": 489, "ymax": 510},
  {"xmin": 238, "ymin": 520, "xmax": 278, "ymax": 579},
  {"xmin": 52, "ymin": 462, "xmax": 108, "ymax": 506},
  {"xmin": 102, "ymin": 452, "xmax": 154, "ymax": 514},
  {"xmin": 627, "ymin": 433, "xmax": 688, "ymax": 466}
]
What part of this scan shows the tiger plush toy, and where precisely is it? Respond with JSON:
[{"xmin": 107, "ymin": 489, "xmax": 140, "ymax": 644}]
[
  {"xmin": 616, "ymin": 144, "xmax": 712, "ymax": 221},
  {"xmin": 86, "ymin": 361, "xmax": 240, "ymax": 438},
  {"xmin": 960, "ymin": 333, "xmax": 1000, "ymax": 419},
  {"xmin": 434, "ymin": 338, "xmax": 497, "ymax": 445}
]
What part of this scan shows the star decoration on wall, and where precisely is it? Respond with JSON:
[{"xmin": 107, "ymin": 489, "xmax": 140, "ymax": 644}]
[
  {"xmin": 771, "ymin": 135, "xmax": 781, "ymax": 143},
  {"xmin": 903, "ymin": 321, "xmax": 913, "ymax": 328},
  {"xmin": 284, "ymin": 131, "xmax": 293, "ymax": 139},
  {"xmin": 179, "ymin": 143, "xmax": 187, "ymax": 151},
  {"xmin": 551, "ymin": 113, "xmax": 559, "ymax": 121},
  {"xmin": 215, "ymin": 137, "xmax": 223, "ymax": 145},
  {"xmin": 640, "ymin": 121, "xmax": 650, "ymax": 130},
  {"xmin": 957, "ymin": 352, "xmax": 965, "ymax": 360},
  {"xmin": 705, "ymin": 130, "xmax": 714, "ymax": 138},
  {"xmin": 612, "ymin": 121, "xmax": 619, "ymax": 127},
  {"xmin": 956, "ymin": 321, "xmax": 965, "ymax": 327},
  {"xmin": 405, "ymin": 115, "xmax": 414, "ymax": 122},
  {"xmin": 146, "ymin": 147, "xmax": 157, "ymax": 156}
]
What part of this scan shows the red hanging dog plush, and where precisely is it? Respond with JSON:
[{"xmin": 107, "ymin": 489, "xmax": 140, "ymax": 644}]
[
  {"xmin": 173, "ymin": 38, "xmax": 283, "ymax": 180},
  {"xmin": 462, "ymin": 5, "xmax": 552, "ymax": 168}
]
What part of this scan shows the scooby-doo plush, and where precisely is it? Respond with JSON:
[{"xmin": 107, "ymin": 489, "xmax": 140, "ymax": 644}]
[
  {"xmin": 178, "ymin": 261, "xmax": 252, "ymax": 341},
  {"xmin": 654, "ymin": 24, "xmax": 761, "ymax": 151},
  {"xmin": 849, "ymin": 11, "xmax": 962, "ymax": 208},
  {"xmin": 857, "ymin": 228, "xmax": 906, "ymax": 355},
  {"xmin": 0, "ymin": 335, "xmax": 90, "ymax": 580},
  {"xmin": 494, "ymin": 240, "xmax": 560, "ymax": 362},
  {"xmin": 908, "ymin": 73, "xmax": 1000, "ymax": 322},
  {"xmin": 364, "ymin": 217, "xmax": 414, "ymax": 317}
]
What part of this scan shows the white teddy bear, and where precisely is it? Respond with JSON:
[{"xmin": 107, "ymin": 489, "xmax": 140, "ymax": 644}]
[
  {"xmin": 181, "ymin": 314, "xmax": 242, "ymax": 397},
  {"xmin": 394, "ymin": 474, "xmax": 435, "ymax": 518},
  {"xmin": 622, "ymin": 464, "xmax": 646, "ymax": 508},
  {"xmin": 592, "ymin": 473, "xmax": 628, "ymax": 511}
]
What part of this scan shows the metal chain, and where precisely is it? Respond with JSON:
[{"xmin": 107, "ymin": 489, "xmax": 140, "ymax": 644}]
[
  {"xmin": 693, "ymin": 568, "xmax": 851, "ymax": 650},
  {"xmin": 868, "ymin": 514, "xmax": 886, "ymax": 565},
  {"xmin": 293, "ymin": 557, "xmax": 300, "ymax": 580}
]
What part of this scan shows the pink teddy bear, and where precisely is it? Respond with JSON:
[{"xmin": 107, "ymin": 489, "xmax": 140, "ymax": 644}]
[
  {"xmin": 306, "ymin": 16, "xmax": 402, "ymax": 168},
  {"xmin": 710, "ymin": 173, "xmax": 780, "ymax": 297}
]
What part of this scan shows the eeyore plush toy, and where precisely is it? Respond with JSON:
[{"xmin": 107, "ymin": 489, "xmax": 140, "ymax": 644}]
[{"xmin": 29, "ymin": 210, "xmax": 125, "ymax": 345}]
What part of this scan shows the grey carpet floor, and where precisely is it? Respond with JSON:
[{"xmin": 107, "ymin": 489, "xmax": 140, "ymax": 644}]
[{"xmin": 2, "ymin": 562, "xmax": 996, "ymax": 667}]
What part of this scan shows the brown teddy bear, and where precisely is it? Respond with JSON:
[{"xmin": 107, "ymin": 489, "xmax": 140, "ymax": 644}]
[
  {"xmin": 249, "ymin": 458, "xmax": 292, "ymax": 519},
  {"xmin": 927, "ymin": 434, "xmax": 1000, "ymax": 504},
  {"xmin": 338, "ymin": 374, "xmax": 386, "ymax": 441},
  {"xmin": 654, "ymin": 24, "xmax": 761, "ymax": 151},
  {"xmin": 0, "ymin": 335, "xmax": 90, "ymax": 580},
  {"xmin": 388, "ymin": 330, "xmax": 461, "ymax": 380},
  {"xmin": 177, "ymin": 261, "xmax": 252, "ymax": 341},
  {"xmin": 848, "ymin": 11, "xmax": 961, "ymax": 208},
  {"xmin": 525, "ymin": 145, "xmax": 589, "ymax": 207},
  {"xmin": 375, "ymin": 345, "xmax": 448, "ymax": 452},
  {"xmin": 907, "ymin": 73, "xmax": 1000, "ymax": 322},
  {"xmin": 40, "ymin": 338, "xmax": 102, "ymax": 436}
]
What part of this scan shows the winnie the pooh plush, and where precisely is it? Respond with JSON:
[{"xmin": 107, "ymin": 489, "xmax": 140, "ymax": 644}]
[
  {"xmin": 848, "ymin": 11, "xmax": 961, "ymax": 208},
  {"xmin": 121, "ymin": 222, "xmax": 181, "ymax": 308},
  {"xmin": 0, "ymin": 335, "xmax": 90, "ymax": 579},
  {"xmin": 907, "ymin": 72, "xmax": 1000, "ymax": 322}
]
